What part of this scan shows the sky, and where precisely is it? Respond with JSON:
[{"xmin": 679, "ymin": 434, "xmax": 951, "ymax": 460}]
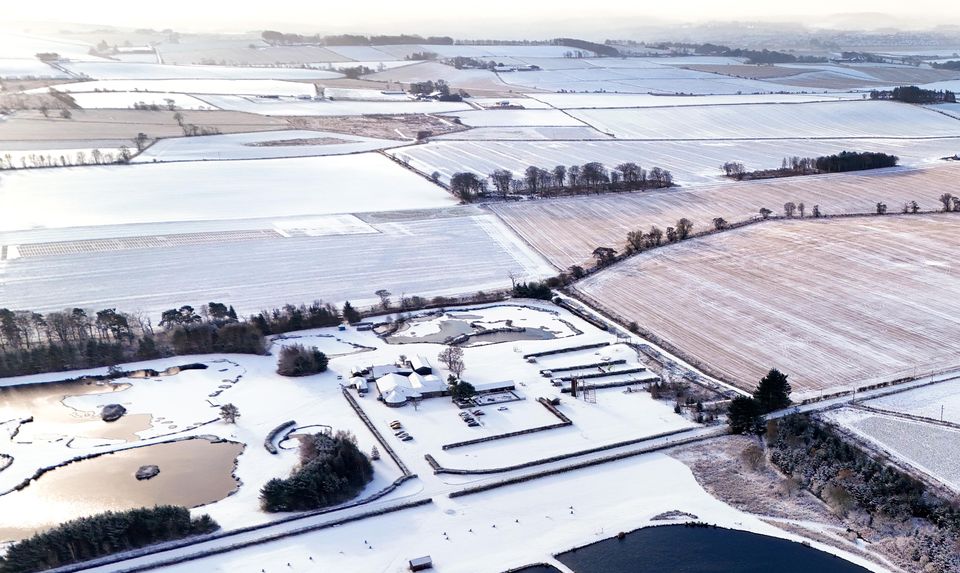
[{"xmin": 7, "ymin": 0, "xmax": 960, "ymax": 34}]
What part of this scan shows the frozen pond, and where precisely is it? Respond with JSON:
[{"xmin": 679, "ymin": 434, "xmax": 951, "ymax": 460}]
[
  {"xmin": 0, "ymin": 437, "xmax": 243, "ymax": 541},
  {"xmin": 0, "ymin": 381, "xmax": 151, "ymax": 443}
]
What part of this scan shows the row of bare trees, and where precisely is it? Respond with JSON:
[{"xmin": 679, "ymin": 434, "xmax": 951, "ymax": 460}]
[{"xmin": 449, "ymin": 161, "xmax": 673, "ymax": 202}]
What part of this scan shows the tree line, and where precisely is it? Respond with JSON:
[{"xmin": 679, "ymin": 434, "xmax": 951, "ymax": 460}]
[
  {"xmin": 0, "ymin": 506, "xmax": 218, "ymax": 573},
  {"xmin": 259, "ymin": 431, "xmax": 373, "ymax": 512},
  {"xmin": 647, "ymin": 42, "xmax": 827, "ymax": 64},
  {"xmin": 870, "ymin": 86, "xmax": 957, "ymax": 103},
  {"xmin": 721, "ymin": 151, "xmax": 899, "ymax": 181},
  {"xmin": 770, "ymin": 415, "xmax": 960, "ymax": 572},
  {"xmin": 261, "ymin": 31, "xmax": 453, "ymax": 46},
  {"xmin": 449, "ymin": 161, "xmax": 673, "ymax": 202}
]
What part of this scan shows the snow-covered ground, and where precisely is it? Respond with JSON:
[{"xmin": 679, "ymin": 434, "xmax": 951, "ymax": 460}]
[
  {"xmin": 197, "ymin": 94, "xmax": 472, "ymax": 116},
  {"xmin": 136, "ymin": 454, "xmax": 885, "ymax": 573},
  {"xmin": 0, "ymin": 58, "xmax": 69, "ymax": 79},
  {"xmin": 0, "ymin": 350, "xmax": 405, "ymax": 538},
  {"xmin": 0, "ymin": 211, "xmax": 555, "ymax": 318},
  {"xmin": 0, "ymin": 153, "xmax": 455, "ymax": 231},
  {"xmin": 431, "ymin": 126, "xmax": 612, "ymax": 140},
  {"xmin": 568, "ymin": 100, "xmax": 960, "ymax": 139},
  {"xmin": 68, "ymin": 91, "xmax": 218, "ymax": 110},
  {"xmin": 827, "ymin": 408, "xmax": 960, "ymax": 492},
  {"xmin": 36, "ymin": 79, "xmax": 319, "ymax": 97},
  {"xmin": 388, "ymin": 137, "xmax": 960, "ymax": 187},
  {"xmin": 865, "ymin": 379, "xmax": 960, "ymax": 424},
  {"xmin": 60, "ymin": 62, "xmax": 342, "ymax": 80},
  {"xmin": 527, "ymin": 92, "xmax": 869, "ymax": 109},
  {"xmin": 134, "ymin": 130, "xmax": 408, "ymax": 162},
  {"xmin": 440, "ymin": 109, "xmax": 590, "ymax": 127},
  {"xmin": 496, "ymin": 65, "xmax": 805, "ymax": 94}
]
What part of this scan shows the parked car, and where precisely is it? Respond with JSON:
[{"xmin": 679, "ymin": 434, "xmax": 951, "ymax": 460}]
[
  {"xmin": 498, "ymin": 406, "xmax": 509, "ymax": 411},
  {"xmin": 401, "ymin": 435, "xmax": 413, "ymax": 441},
  {"xmin": 467, "ymin": 421, "xmax": 480, "ymax": 427},
  {"xmin": 472, "ymin": 409, "xmax": 485, "ymax": 416}
]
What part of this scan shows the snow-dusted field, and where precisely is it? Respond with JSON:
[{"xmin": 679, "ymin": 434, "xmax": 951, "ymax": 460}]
[
  {"xmin": 134, "ymin": 130, "xmax": 406, "ymax": 162},
  {"xmin": 0, "ymin": 58, "xmax": 68, "ymax": 79},
  {"xmin": 389, "ymin": 137, "xmax": 960, "ymax": 187},
  {"xmin": 576, "ymin": 215, "xmax": 960, "ymax": 395},
  {"xmin": 528, "ymin": 92, "xmax": 868, "ymax": 108},
  {"xmin": 489, "ymin": 164, "xmax": 960, "ymax": 270},
  {"xmin": 0, "ymin": 210, "xmax": 554, "ymax": 317},
  {"xmin": 828, "ymin": 408, "xmax": 960, "ymax": 492},
  {"xmin": 866, "ymin": 379, "xmax": 960, "ymax": 424},
  {"xmin": 431, "ymin": 126, "xmax": 612, "ymax": 140},
  {"xmin": 196, "ymin": 94, "xmax": 473, "ymax": 116},
  {"xmin": 0, "ymin": 153, "xmax": 455, "ymax": 231},
  {"xmin": 497, "ymin": 64, "xmax": 802, "ymax": 94},
  {"xmin": 60, "ymin": 62, "xmax": 342, "ymax": 80},
  {"xmin": 37, "ymin": 79, "xmax": 319, "ymax": 97},
  {"xmin": 440, "ymin": 109, "xmax": 589, "ymax": 127},
  {"xmin": 568, "ymin": 100, "xmax": 960, "ymax": 139},
  {"xmin": 68, "ymin": 91, "xmax": 218, "ymax": 110}
]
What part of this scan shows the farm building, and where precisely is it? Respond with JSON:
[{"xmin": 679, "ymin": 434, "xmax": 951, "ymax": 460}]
[
  {"xmin": 409, "ymin": 555, "xmax": 433, "ymax": 571},
  {"xmin": 408, "ymin": 355, "xmax": 433, "ymax": 375},
  {"xmin": 375, "ymin": 371, "xmax": 447, "ymax": 407}
]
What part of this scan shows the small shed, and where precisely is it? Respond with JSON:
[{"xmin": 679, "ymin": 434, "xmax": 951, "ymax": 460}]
[
  {"xmin": 409, "ymin": 355, "xmax": 432, "ymax": 375},
  {"xmin": 409, "ymin": 555, "xmax": 433, "ymax": 571}
]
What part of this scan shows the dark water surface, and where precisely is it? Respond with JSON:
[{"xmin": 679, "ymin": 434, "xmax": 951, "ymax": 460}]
[{"xmin": 554, "ymin": 525, "xmax": 871, "ymax": 573}]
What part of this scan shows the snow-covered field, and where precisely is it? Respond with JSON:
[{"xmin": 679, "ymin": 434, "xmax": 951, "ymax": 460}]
[
  {"xmin": 0, "ymin": 58, "xmax": 68, "ymax": 79},
  {"xmin": 440, "ymin": 109, "xmax": 589, "ymax": 127},
  {"xmin": 134, "ymin": 130, "xmax": 406, "ymax": 162},
  {"xmin": 497, "ymin": 64, "xmax": 802, "ymax": 94},
  {"xmin": 0, "ymin": 153, "xmax": 455, "ymax": 231},
  {"xmin": 528, "ymin": 92, "xmax": 868, "ymax": 108},
  {"xmin": 37, "ymin": 79, "xmax": 319, "ymax": 97},
  {"xmin": 0, "ymin": 210, "xmax": 554, "ymax": 318},
  {"xmin": 431, "ymin": 126, "xmax": 612, "ymax": 140},
  {"xmin": 828, "ymin": 408, "xmax": 960, "ymax": 492},
  {"xmin": 68, "ymin": 91, "xmax": 218, "ymax": 110},
  {"xmin": 866, "ymin": 379, "xmax": 960, "ymax": 424},
  {"xmin": 575, "ymin": 215, "xmax": 960, "ymax": 395},
  {"xmin": 195, "ymin": 94, "xmax": 473, "ymax": 116},
  {"xmin": 389, "ymin": 137, "xmax": 960, "ymax": 187},
  {"xmin": 568, "ymin": 100, "xmax": 960, "ymax": 139},
  {"xmin": 489, "ymin": 164, "xmax": 960, "ymax": 270},
  {"xmin": 60, "ymin": 62, "xmax": 343, "ymax": 80}
]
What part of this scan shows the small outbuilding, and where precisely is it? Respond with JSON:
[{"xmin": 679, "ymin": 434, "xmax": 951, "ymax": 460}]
[{"xmin": 409, "ymin": 555, "xmax": 433, "ymax": 571}]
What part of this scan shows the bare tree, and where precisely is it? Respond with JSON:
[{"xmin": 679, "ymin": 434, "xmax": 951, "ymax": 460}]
[
  {"xmin": 374, "ymin": 290, "xmax": 391, "ymax": 311},
  {"xmin": 712, "ymin": 217, "xmax": 727, "ymax": 231},
  {"xmin": 940, "ymin": 193, "xmax": 953, "ymax": 212},
  {"xmin": 783, "ymin": 202, "xmax": 797, "ymax": 218},
  {"xmin": 438, "ymin": 346, "xmax": 465, "ymax": 379},
  {"xmin": 797, "ymin": 202, "xmax": 805, "ymax": 218},
  {"xmin": 647, "ymin": 226, "xmax": 663, "ymax": 246},
  {"xmin": 675, "ymin": 218, "xmax": 693, "ymax": 240},
  {"xmin": 626, "ymin": 230, "xmax": 646, "ymax": 253},
  {"xmin": 220, "ymin": 403, "xmax": 240, "ymax": 424},
  {"xmin": 759, "ymin": 207, "xmax": 772, "ymax": 219},
  {"xmin": 592, "ymin": 246, "xmax": 617, "ymax": 266}
]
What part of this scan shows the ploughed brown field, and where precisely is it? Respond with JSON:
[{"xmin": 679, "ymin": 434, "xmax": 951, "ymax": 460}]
[
  {"xmin": 574, "ymin": 214, "xmax": 960, "ymax": 396},
  {"xmin": 489, "ymin": 164, "xmax": 960, "ymax": 270}
]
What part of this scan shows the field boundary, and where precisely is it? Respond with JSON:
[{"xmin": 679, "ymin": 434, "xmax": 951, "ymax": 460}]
[{"xmin": 427, "ymin": 425, "xmax": 701, "ymax": 475}]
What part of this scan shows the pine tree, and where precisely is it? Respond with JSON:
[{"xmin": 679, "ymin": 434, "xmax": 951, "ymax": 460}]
[
  {"xmin": 754, "ymin": 368, "xmax": 792, "ymax": 413},
  {"xmin": 727, "ymin": 395, "xmax": 765, "ymax": 434},
  {"xmin": 342, "ymin": 301, "xmax": 361, "ymax": 324}
]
